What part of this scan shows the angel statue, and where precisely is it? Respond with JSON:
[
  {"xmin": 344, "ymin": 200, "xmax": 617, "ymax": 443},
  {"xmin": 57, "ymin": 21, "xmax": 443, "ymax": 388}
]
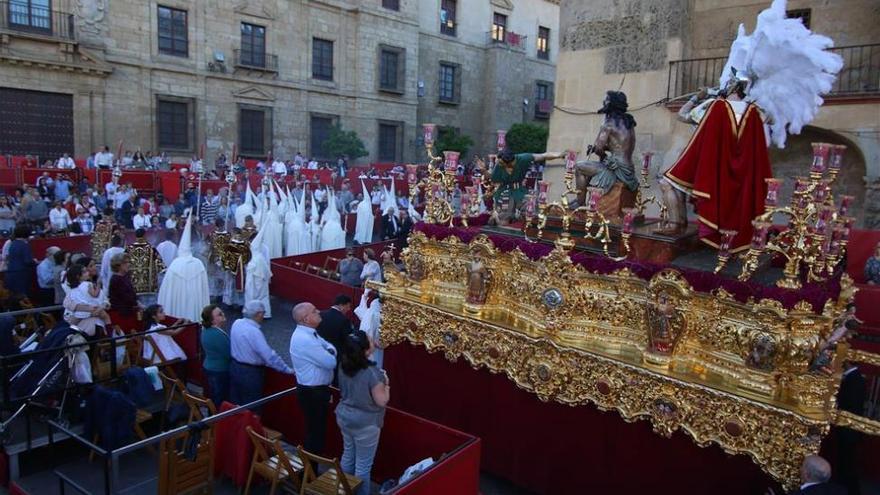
[{"xmin": 660, "ymin": 0, "xmax": 842, "ymax": 250}]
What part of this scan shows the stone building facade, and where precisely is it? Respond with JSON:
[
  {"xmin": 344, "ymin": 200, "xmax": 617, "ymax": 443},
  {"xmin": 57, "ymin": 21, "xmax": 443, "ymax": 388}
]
[
  {"xmin": 416, "ymin": 0, "xmax": 559, "ymax": 156},
  {"xmin": 546, "ymin": 0, "xmax": 880, "ymax": 227},
  {"xmin": 0, "ymin": 0, "xmax": 558, "ymax": 165}
]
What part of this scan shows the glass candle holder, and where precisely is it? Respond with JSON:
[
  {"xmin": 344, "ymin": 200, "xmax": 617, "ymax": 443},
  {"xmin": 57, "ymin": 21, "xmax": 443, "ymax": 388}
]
[
  {"xmin": 473, "ymin": 176, "xmax": 482, "ymax": 189},
  {"xmin": 764, "ymin": 178, "xmax": 782, "ymax": 207},
  {"xmin": 588, "ymin": 188, "xmax": 602, "ymax": 211},
  {"xmin": 719, "ymin": 229, "xmax": 738, "ymax": 258},
  {"xmin": 565, "ymin": 150, "xmax": 577, "ymax": 175},
  {"xmin": 525, "ymin": 194, "xmax": 537, "ymax": 218},
  {"xmin": 641, "ymin": 152, "xmax": 654, "ymax": 175},
  {"xmin": 622, "ymin": 208, "xmax": 636, "ymax": 235},
  {"xmin": 751, "ymin": 221, "xmax": 770, "ymax": 250},
  {"xmin": 406, "ymin": 164, "xmax": 419, "ymax": 185},
  {"xmin": 838, "ymin": 195, "xmax": 853, "ymax": 216},
  {"xmin": 460, "ymin": 193, "xmax": 470, "ymax": 213},
  {"xmin": 443, "ymin": 151, "xmax": 460, "ymax": 173},
  {"xmin": 537, "ymin": 181, "xmax": 550, "ymax": 206},
  {"xmin": 811, "ymin": 142, "xmax": 831, "ymax": 174},
  {"xmin": 829, "ymin": 144, "xmax": 847, "ymax": 173},
  {"xmin": 423, "ymin": 124, "xmax": 437, "ymax": 147},
  {"xmin": 496, "ymin": 130, "xmax": 507, "ymax": 151}
]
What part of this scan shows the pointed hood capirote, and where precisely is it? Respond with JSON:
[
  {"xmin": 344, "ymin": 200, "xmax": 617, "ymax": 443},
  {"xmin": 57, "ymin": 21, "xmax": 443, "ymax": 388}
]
[
  {"xmin": 177, "ymin": 208, "xmax": 194, "ymax": 257},
  {"xmin": 157, "ymin": 208, "xmax": 209, "ymax": 322}
]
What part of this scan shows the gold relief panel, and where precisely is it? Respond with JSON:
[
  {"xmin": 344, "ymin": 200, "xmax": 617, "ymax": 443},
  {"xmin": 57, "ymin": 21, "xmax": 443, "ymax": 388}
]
[{"xmin": 378, "ymin": 233, "xmax": 880, "ymax": 489}]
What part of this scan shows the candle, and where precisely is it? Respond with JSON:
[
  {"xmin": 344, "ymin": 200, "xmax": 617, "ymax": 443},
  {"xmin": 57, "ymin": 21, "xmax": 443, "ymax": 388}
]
[
  {"xmin": 537, "ymin": 181, "xmax": 550, "ymax": 205},
  {"xmin": 443, "ymin": 151, "xmax": 460, "ymax": 173},
  {"xmin": 406, "ymin": 164, "xmax": 419, "ymax": 184},
  {"xmin": 565, "ymin": 150, "xmax": 577, "ymax": 175},
  {"xmin": 829, "ymin": 144, "xmax": 847, "ymax": 173},
  {"xmin": 622, "ymin": 208, "xmax": 635, "ymax": 234},
  {"xmin": 423, "ymin": 124, "xmax": 437, "ymax": 147},
  {"xmin": 473, "ymin": 176, "xmax": 482, "ymax": 188},
  {"xmin": 764, "ymin": 178, "xmax": 782, "ymax": 207},
  {"xmin": 840, "ymin": 217, "xmax": 854, "ymax": 241},
  {"xmin": 588, "ymin": 188, "xmax": 602, "ymax": 211},
  {"xmin": 813, "ymin": 181, "xmax": 828, "ymax": 203},
  {"xmin": 642, "ymin": 152, "xmax": 654, "ymax": 174},
  {"xmin": 525, "ymin": 194, "xmax": 537, "ymax": 217},
  {"xmin": 460, "ymin": 193, "xmax": 471, "ymax": 213},
  {"xmin": 811, "ymin": 142, "xmax": 831, "ymax": 174},
  {"xmin": 496, "ymin": 130, "xmax": 507, "ymax": 151},
  {"xmin": 838, "ymin": 195, "xmax": 853, "ymax": 216},
  {"xmin": 719, "ymin": 229, "xmax": 738, "ymax": 258},
  {"xmin": 750, "ymin": 221, "xmax": 769, "ymax": 250}
]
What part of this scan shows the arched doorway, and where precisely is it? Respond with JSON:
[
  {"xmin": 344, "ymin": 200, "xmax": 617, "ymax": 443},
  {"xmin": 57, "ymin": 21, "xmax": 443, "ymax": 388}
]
[{"xmin": 769, "ymin": 126, "xmax": 868, "ymax": 227}]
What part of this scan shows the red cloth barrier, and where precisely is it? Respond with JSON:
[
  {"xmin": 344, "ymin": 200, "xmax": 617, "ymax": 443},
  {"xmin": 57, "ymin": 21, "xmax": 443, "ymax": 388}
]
[
  {"xmin": 260, "ymin": 371, "xmax": 480, "ymax": 492},
  {"xmin": 28, "ymin": 235, "xmax": 92, "ymax": 257},
  {"xmin": 9, "ymin": 156, "xmax": 35, "ymax": 168},
  {"xmin": 157, "ymin": 171, "xmax": 182, "ymax": 200},
  {"xmin": 21, "ymin": 168, "xmax": 81, "ymax": 187},
  {"xmin": 299, "ymin": 169, "xmax": 334, "ymax": 185},
  {"xmin": 383, "ymin": 343, "xmax": 780, "ymax": 494},
  {"xmin": 0, "ymin": 156, "xmax": 7, "ymax": 167},
  {"xmin": 170, "ymin": 163, "xmax": 188, "ymax": 171},
  {"xmin": 170, "ymin": 321, "xmax": 203, "ymax": 386},
  {"xmin": 0, "ymin": 168, "xmax": 19, "ymax": 190},
  {"xmin": 98, "ymin": 169, "xmax": 157, "ymax": 193},
  {"xmin": 214, "ymin": 401, "xmax": 268, "ymax": 486}
]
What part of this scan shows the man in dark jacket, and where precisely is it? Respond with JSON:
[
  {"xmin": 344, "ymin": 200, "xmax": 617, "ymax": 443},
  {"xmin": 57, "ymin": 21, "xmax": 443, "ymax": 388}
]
[{"xmin": 315, "ymin": 294, "xmax": 354, "ymax": 358}]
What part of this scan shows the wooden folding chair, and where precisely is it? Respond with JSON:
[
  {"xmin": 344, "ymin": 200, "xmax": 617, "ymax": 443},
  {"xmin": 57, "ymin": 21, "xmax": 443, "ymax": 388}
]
[
  {"xmin": 91, "ymin": 336, "xmax": 132, "ymax": 381},
  {"xmin": 141, "ymin": 335, "xmax": 180, "ymax": 380},
  {"xmin": 243, "ymin": 426, "xmax": 304, "ymax": 495},
  {"xmin": 158, "ymin": 370, "xmax": 188, "ymax": 430},
  {"xmin": 297, "ymin": 446, "xmax": 362, "ymax": 495},
  {"xmin": 157, "ymin": 424, "xmax": 215, "ymax": 495},
  {"xmin": 183, "ymin": 391, "xmax": 216, "ymax": 423}
]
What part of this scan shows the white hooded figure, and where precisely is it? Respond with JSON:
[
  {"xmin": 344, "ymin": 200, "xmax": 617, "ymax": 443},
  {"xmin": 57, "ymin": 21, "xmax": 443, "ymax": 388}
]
[
  {"xmin": 235, "ymin": 181, "xmax": 256, "ymax": 228},
  {"xmin": 309, "ymin": 191, "xmax": 321, "ymax": 252},
  {"xmin": 157, "ymin": 210, "xmax": 210, "ymax": 322},
  {"xmin": 245, "ymin": 218, "xmax": 273, "ymax": 318},
  {"xmin": 354, "ymin": 180, "xmax": 375, "ymax": 244},
  {"xmin": 354, "ymin": 289, "xmax": 383, "ymax": 368},
  {"xmin": 261, "ymin": 181, "xmax": 284, "ymax": 259},
  {"xmin": 320, "ymin": 189, "xmax": 346, "ymax": 251},
  {"xmin": 284, "ymin": 189, "xmax": 311, "ymax": 256}
]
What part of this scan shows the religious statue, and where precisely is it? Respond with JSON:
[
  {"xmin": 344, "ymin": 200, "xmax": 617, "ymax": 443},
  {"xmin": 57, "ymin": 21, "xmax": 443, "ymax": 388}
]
[
  {"xmin": 125, "ymin": 230, "xmax": 166, "ymax": 294},
  {"xmin": 745, "ymin": 334, "xmax": 777, "ymax": 372},
  {"xmin": 574, "ymin": 90, "xmax": 640, "ymax": 207},
  {"xmin": 491, "ymin": 149, "xmax": 565, "ymax": 224},
  {"xmin": 466, "ymin": 259, "xmax": 489, "ymax": 305},
  {"xmin": 647, "ymin": 292, "xmax": 684, "ymax": 354}
]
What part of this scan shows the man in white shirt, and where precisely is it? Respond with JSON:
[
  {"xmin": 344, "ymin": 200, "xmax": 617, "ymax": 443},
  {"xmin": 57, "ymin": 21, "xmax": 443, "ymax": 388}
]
[
  {"xmin": 271, "ymin": 156, "xmax": 288, "ymax": 176},
  {"xmin": 307, "ymin": 158, "xmax": 319, "ymax": 170},
  {"xmin": 289, "ymin": 302, "xmax": 335, "ymax": 456},
  {"xmin": 104, "ymin": 179, "xmax": 118, "ymax": 201},
  {"xmin": 95, "ymin": 146, "xmax": 114, "ymax": 169},
  {"xmin": 57, "ymin": 153, "xmax": 75, "ymax": 169},
  {"xmin": 49, "ymin": 201, "xmax": 71, "ymax": 231},
  {"xmin": 113, "ymin": 186, "xmax": 129, "ymax": 209},
  {"xmin": 132, "ymin": 207, "xmax": 151, "ymax": 230},
  {"xmin": 294, "ymin": 152, "xmax": 305, "ymax": 170},
  {"xmin": 190, "ymin": 155, "xmax": 203, "ymax": 173},
  {"xmin": 229, "ymin": 300, "xmax": 294, "ymax": 407}
]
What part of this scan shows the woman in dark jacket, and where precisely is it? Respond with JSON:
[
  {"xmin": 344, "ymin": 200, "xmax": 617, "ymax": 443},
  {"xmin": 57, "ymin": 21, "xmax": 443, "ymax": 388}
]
[
  {"xmin": 107, "ymin": 253, "xmax": 141, "ymax": 334},
  {"xmin": 4, "ymin": 225, "xmax": 34, "ymax": 296}
]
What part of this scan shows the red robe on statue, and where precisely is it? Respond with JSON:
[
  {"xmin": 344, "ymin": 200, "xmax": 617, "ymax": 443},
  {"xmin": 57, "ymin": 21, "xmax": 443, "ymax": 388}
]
[{"xmin": 665, "ymin": 99, "xmax": 772, "ymax": 252}]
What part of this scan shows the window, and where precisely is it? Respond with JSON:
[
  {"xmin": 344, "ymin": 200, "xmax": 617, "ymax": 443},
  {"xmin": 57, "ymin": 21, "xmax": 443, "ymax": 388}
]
[
  {"xmin": 382, "ymin": 0, "xmax": 399, "ymax": 11},
  {"xmin": 440, "ymin": 0, "xmax": 456, "ymax": 36},
  {"xmin": 158, "ymin": 6, "xmax": 188, "ymax": 57},
  {"xmin": 378, "ymin": 45, "xmax": 405, "ymax": 94},
  {"xmin": 312, "ymin": 38, "xmax": 334, "ymax": 81},
  {"xmin": 156, "ymin": 97, "xmax": 193, "ymax": 151},
  {"xmin": 534, "ymin": 81, "xmax": 553, "ymax": 119},
  {"xmin": 537, "ymin": 26, "xmax": 550, "ymax": 60},
  {"xmin": 439, "ymin": 63, "xmax": 459, "ymax": 103},
  {"xmin": 378, "ymin": 122, "xmax": 401, "ymax": 162},
  {"xmin": 9, "ymin": 0, "xmax": 51, "ymax": 31},
  {"xmin": 239, "ymin": 106, "xmax": 272, "ymax": 157},
  {"xmin": 786, "ymin": 9, "xmax": 811, "ymax": 29},
  {"xmin": 491, "ymin": 13, "xmax": 507, "ymax": 42},
  {"xmin": 240, "ymin": 22, "xmax": 266, "ymax": 68},
  {"xmin": 310, "ymin": 114, "xmax": 337, "ymax": 159}
]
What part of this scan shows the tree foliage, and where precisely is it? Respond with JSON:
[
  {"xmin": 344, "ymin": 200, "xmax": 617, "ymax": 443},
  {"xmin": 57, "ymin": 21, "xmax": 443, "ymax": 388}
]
[
  {"xmin": 505, "ymin": 123, "xmax": 549, "ymax": 154},
  {"xmin": 434, "ymin": 127, "xmax": 475, "ymax": 158},
  {"xmin": 322, "ymin": 125, "xmax": 368, "ymax": 160}
]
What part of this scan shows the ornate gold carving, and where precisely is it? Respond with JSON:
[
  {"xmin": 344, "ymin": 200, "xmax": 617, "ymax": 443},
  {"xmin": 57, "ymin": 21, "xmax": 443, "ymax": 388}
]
[
  {"xmin": 124, "ymin": 239, "xmax": 164, "ymax": 294},
  {"xmin": 378, "ymin": 233, "xmax": 880, "ymax": 489}
]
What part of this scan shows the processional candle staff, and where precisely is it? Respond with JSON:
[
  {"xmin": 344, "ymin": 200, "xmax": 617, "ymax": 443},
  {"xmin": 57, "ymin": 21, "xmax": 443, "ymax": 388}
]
[
  {"xmin": 224, "ymin": 167, "xmax": 237, "ymax": 230},
  {"xmin": 713, "ymin": 229, "xmax": 739, "ymax": 274},
  {"xmin": 496, "ymin": 130, "xmax": 506, "ymax": 151}
]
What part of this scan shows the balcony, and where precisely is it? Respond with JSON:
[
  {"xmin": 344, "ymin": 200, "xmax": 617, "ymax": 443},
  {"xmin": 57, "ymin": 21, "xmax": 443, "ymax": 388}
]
[
  {"xmin": 487, "ymin": 30, "xmax": 528, "ymax": 51},
  {"xmin": 534, "ymin": 99, "xmax": 552, "ymax": 119},
  {"xmin": 233, "ymin": 48, "xmax": 278, "ymax": 73},
  {"xmin": 666, "ymin": 43, "xmax": 880, "ymax": 104},
  {"xmin": 0, "ymin": 1, "xmax": 75, "ymax": 42}
]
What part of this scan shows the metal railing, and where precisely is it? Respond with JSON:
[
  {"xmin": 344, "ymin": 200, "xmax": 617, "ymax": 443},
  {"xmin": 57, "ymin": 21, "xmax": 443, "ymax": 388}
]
[
  {"xmin": 486, "ymin": 31, "xmax": 528, "ymax": 51},
  {"xmin": 0, "ymin": 1, "xmax": 75, "ymax": 41},
  {"xmin": 233, "ymin": 48, "xmax": 278, "ymax": 72},
  {"xmin": 666, "ymin": 43, "xmax": 880, "ymax": 101}
]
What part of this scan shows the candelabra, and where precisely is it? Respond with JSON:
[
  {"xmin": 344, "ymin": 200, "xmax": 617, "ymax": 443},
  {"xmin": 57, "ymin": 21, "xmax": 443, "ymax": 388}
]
[
  {"xmin": 224, "ymin": 167, "xmax": 237, "ymax": 231},
  {"xmin": 521, "ymin": 149, "xmax": 634, "ymax": 259},
  {"xmin": 733, "ymin": 143, "xmax": 853, "ymax": 289},
  {"xmin": 634, "ymin": 152, "xmax": 669, "ymax": 224}
]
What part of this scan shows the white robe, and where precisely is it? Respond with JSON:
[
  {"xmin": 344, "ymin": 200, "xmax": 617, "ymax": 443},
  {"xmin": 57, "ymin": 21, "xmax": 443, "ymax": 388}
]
[
  {"xmin": 354, "ymin": 293, "xmax": 382, "ymax": 368},
  {"xmin": 234, "ymin": 203, "xmax": 253, "ymax": 228},
  {"xmin": 156, "ymin": 241, "xmax": 177, "ymax": 268},
  {"xmin": 157, "ymin": 255, "xmax": 210, "ymax": 322},
  {"xmin": 320, "ymin": 219, "xmax": 346, "ymax": 251},
  {"xmin": 354, "ymin": 199, "xmax": 374, "ymax": 244},
  {"xmin": 262, "ymin": 212, "xmax": 284, "ymax": 259},
  {"xmin": 245, "ymin": 253, "xmax": 272, "ymax": 318},
  {"xmin": 284, "ymin": 213, "xmax": 311, "ymax": 256}
]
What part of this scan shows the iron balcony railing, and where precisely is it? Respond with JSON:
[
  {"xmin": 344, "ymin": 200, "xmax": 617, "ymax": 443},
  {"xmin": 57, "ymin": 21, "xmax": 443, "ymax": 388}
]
[
  {"xmin": 0, "ymin": 1, "xmax": 75, "ymax": 41},
  {"xmin": 233, "ymin": 48, "xmax": 278, "ymax": 72},
  {"xmin": 667, "ymin": 43, "xmax": 880, "ymax": 101},
  {"xmin": 487, "ymin": 31, "xmax": 528, "ymax": 51}
]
